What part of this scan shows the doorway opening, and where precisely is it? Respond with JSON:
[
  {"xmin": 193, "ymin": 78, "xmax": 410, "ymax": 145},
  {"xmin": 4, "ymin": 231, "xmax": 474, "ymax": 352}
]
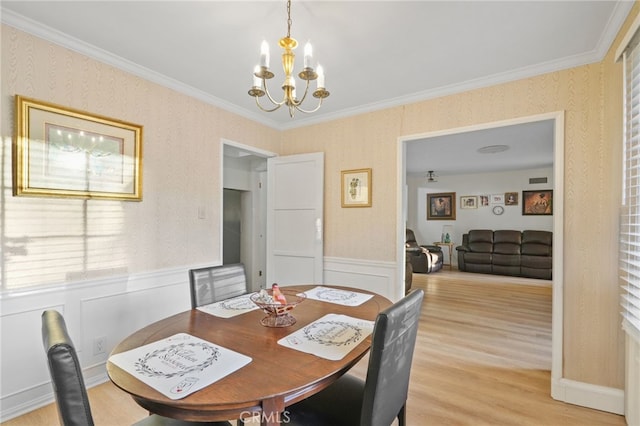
[
  {"xmin": 397, "ymin": 111, "xmax": 564, "ymax": 399},
  {"xmin": 221, "ymin": 140, "xmax": 275, "ymax": 292}
]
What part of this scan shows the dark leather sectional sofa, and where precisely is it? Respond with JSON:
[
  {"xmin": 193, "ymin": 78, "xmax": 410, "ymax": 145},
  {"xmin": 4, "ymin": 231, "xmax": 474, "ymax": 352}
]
[{"xmin": 456, "ymin": 229, "xmax": 552, "ymax": 280}]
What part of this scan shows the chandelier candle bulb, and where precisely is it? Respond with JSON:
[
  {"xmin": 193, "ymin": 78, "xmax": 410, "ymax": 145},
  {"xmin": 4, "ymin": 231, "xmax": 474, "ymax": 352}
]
[
  {"xmin": 253, "ymin": 66, "xmax": 261, "ymax": 88},
  {"xmin": 304, "ymin": 42, "xmax": 312, "ymax": 68},
  {"xmin": 317, "ymin": 65, "xmax": 325, "ymax": 88},
  {"xmin": 260, "ymin": 40, "xmax": 270, "ymax": 68}
]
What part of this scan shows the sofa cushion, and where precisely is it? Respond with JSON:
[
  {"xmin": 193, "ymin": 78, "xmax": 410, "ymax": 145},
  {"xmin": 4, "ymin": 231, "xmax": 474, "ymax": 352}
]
[
  {"xmin": 493, "ymin": 230, "xmax": 522, "ymax": 255},
  {"xmin": 521, "ymin": 255, "xmax": 552, "ymax": 269},
  {"xmin": 467, "ymin": 230, "xmax": 494, "ymax": 253},
  {"xmin": 522, "ymin": 230, "xmax": 552, "ymax": 256},
  {"xmin": 493, "ymin": 264, "xmax": 521, "ymax": 276},
  {"xmin": 493, "ymin": 253, "xmax": 521, "ymax": 266},
  {"xmin": 464, "ymin": 252, "xmax": 492, "ymax": 264}
]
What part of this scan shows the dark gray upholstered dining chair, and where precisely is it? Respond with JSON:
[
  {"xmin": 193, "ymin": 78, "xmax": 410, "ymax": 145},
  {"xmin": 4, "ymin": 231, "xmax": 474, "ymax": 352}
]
[
  {"xmin": 41, "ymin": 310, "xmax": 231, "ymax": 426},
  {"xmin": 188, "ymin": 263, "xmax": 248, "ymax": 309},
  {"xmin": 285, "ymin": 288, "xmax": 425, "ymax": 426}
]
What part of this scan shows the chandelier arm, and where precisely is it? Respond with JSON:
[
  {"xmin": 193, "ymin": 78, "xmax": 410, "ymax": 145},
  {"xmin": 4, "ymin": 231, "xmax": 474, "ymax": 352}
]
[
  {"xmin": 292, "ymin": 97, "xmax": 325, "ymax": 114},
  {"xmin": 291, "ymin": 79, "xmax": 311, "ymax": 106},
  {"xmin": 262, "ymin": 78, "xmax": 287, "ymax": 107},
  {"xmin": 254, "ymin": 96, "xmax": 283, "ymax": 113}
]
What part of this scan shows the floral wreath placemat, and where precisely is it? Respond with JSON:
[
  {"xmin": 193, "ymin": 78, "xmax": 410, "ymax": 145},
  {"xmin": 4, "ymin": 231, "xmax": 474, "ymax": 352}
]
[
  {"xmin": 302, "ymin": 286, "xmax": 374, "ymax": 306},
  {"xmin": 109, "ymin": 333, "xmax": 252, "ymax": 399},
  {"xmin": 278, "ymin": 314, "xmax": 374, "ymax": 360},
  {"xmin": 197, "ymin": 293, "xmax": 259, "ymax": 318}
]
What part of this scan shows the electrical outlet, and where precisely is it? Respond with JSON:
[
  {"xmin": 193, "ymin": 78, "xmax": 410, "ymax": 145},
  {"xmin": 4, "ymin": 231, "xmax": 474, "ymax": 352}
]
[{"xmin": 93, "ymin": 336, "xmax": 107, "ymax": 355}]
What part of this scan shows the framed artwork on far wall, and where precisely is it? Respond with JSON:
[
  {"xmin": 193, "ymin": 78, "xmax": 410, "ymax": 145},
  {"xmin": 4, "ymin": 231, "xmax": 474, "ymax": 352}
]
[
  {"xmin": 427, "ymin": 192, "xmax": 456, "ymax": 220},
  {"xmin": 505, "ymin": 192, "xmax": 518, "ymax": 205},
  {"xmin": 490, "ymin": 194, "xmax": 505, "ymax": 204},
  {"xmin": 522, "ymin": 190, "xmax": 553, "ymax": 215},
  {"xmin": 460, "ymin": 195, "xmax": 478, "ymax": 209},
  {"xmin": 341, "ymin": 168, "xmax": 372, "ymax": 207}
]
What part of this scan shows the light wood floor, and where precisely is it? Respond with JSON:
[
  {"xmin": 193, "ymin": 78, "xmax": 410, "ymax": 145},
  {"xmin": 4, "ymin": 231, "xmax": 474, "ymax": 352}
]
[{"xmin": 3, "ymin": 270, "xmax": 627, "ymax": 425}]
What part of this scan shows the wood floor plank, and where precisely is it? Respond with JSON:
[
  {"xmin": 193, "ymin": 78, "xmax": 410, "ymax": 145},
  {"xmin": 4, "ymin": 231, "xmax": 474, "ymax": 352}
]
[{"xmin": 3, "ymin": 270, "xmax": 626, "ymax": 425}]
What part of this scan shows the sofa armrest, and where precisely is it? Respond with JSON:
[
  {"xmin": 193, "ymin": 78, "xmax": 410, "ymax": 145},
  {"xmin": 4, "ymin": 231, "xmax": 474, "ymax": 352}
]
[{"xmin": 406, "ymin": 246, "xmax": 422, "ymax": 256}]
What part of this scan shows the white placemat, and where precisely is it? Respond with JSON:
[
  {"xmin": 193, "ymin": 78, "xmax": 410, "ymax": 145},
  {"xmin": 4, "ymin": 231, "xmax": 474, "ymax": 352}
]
[
  {"xmin": 109, "ymin": 333, "xmax": 251, "ymax": 399},
  {"xmin": 302, "ymin": 286, "xmax": 374, "ymax": 306},
  {"xmin": 197, "ymin": 293, "xmax": 259, "ymax": 318},
  {"xmin": 278, "ymin": 314, "xmax": 374, "ymax": 360}
]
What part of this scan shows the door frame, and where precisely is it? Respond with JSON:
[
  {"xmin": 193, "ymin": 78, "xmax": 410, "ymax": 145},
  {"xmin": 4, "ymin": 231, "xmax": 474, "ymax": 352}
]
[
  {"xmin": 221, "ymin": 138, "xmax": 277, "ymax": 291},
  {"xmin": 396, "ymin": 111, "xmax": 565, "ymax": 398}
]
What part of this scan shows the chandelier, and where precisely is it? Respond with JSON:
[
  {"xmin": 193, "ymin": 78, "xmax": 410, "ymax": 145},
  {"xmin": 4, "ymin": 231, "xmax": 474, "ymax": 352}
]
[
  {"xmin": 426, "ymin": 171, "xmax": 438, "ymax": 183},
  {"xmin": 248, "ymin": 0, "xmax": 329, "ymax": 118}
]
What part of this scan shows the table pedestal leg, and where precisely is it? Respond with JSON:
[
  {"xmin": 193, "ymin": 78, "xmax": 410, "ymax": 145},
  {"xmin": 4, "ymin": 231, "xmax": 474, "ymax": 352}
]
[{"xmin": 261, "ymin": 396, "xmax": 285, "ymax": 425}]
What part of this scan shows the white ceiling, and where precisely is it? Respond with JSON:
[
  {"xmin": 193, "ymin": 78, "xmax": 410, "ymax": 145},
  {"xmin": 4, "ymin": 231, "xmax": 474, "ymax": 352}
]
[
  {"xmin": 405, "ymin": 118, "xmax": 555, "ymax": 177},
  {"xmin": 0, "ymin": 1, "xmax": 633, "ymax": 175}
]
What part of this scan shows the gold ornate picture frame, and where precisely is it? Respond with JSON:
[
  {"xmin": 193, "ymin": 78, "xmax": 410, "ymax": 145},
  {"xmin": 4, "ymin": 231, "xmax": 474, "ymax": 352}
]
[
  {"xmin": 13, "ymin": 95, "xmax": 143, "ymax": 201},
  {"xmin": 341, "ymin": 168, "xmax": 372, "ymax": 207}
]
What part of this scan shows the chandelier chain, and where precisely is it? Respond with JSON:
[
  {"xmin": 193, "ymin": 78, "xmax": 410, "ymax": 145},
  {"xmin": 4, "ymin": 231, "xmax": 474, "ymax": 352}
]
[{"xmin": 286, "ymin": 0, "xmax": 292, "ymax": 39}]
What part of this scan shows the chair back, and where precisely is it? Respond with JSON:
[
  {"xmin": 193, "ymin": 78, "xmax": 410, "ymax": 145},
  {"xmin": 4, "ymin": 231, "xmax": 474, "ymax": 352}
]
[
  {"xmin": 361, "ymin": 289, "xmax": 424, "ymax": 426},
  {"xmin": 41, "ymin": 310, "xmax": 94, "ymax": 426},
  {"xmin": 189, "ymin": 263, "xmax": 248, "ymax": 308},
  {"xmin": 405, "ymin": 228, "xmax": 418, "ymax": 246}
]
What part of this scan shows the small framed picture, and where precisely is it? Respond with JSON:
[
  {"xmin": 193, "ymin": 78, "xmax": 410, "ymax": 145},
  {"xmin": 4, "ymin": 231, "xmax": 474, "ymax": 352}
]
[
  {"xmin": 479, "ymin": 195, "xmax": 489, "ymax": 206},
  {"xmin": 460, "ymin": 195, "xmax": 478, "ymax": 209},
  {"xmin": 491, "ymin": 194, "xmax": 505, "ymax": 204},
  {"xmin": 505, "ymin": 192, "xmax": 518, "ymax": 206},
  {"xmin": 427, "ymin": 192, "xmax": 456, "ymax": 220},
  {"xmin": 341, "ymin": 168, "xmax": 372, "ymax": 207},
  {"xmin": 522, "ymin": 190, "xmax": 553, "ymax": 215}
]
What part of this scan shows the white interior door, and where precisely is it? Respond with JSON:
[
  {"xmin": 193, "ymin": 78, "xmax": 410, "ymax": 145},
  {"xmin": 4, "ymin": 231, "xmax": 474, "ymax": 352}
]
[{"xmin": 266, "ymin": 152, "xmax": 324, "ymax": 286}]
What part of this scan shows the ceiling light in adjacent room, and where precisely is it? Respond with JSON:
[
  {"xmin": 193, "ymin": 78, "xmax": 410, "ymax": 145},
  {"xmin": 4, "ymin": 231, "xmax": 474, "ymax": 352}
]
[{"xmin": 477, "ymin": 144, "xmax": 509, "ymax": 154}]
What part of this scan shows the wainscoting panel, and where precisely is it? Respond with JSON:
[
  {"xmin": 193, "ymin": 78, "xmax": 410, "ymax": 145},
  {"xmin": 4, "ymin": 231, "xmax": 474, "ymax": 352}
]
[
  {"xmin": 81, "ymin": 281, "xmax": 191, "ymax": 368},
  {"xmin": 323, "ymin": 257, "xmax": 399, "ymax": 300},
  {"xmin": 0, "ymin": 266, "xmax": 192, "ymax": 422}
]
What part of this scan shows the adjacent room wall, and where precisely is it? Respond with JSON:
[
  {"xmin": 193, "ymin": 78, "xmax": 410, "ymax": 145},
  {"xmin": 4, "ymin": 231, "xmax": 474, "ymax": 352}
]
[{"xmin": 407, "ymin": 167, "xmax": 555, "ymax": 265}]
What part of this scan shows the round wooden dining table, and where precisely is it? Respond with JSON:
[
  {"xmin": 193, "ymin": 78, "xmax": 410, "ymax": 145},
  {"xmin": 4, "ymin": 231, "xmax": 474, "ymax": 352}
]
[{"xmin": 106, "ymin": 285, "xmax": 391, "ymax": 426}]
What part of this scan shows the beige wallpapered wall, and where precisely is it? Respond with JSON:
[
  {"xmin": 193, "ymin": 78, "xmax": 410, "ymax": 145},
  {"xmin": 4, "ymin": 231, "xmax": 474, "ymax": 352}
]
[
  {"xmin": 1, "ymin": 25, "xmax": 280, "ymax": 288},
  {"xmin": 280, "ymin": 3, "xmax": 640, "ymax": 389}
]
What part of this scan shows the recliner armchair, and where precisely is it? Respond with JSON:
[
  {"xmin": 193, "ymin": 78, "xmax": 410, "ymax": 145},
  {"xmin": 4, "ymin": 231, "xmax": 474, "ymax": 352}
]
[{"xmin": 405, "ymin": 229, "xmax": 443, "ymax": 274}]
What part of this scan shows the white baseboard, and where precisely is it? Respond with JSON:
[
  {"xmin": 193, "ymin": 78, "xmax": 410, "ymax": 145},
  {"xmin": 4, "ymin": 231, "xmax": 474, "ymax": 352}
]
[{"xmin": 552, "ymin": 377, "xmax": 625, "ymax": 415}]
